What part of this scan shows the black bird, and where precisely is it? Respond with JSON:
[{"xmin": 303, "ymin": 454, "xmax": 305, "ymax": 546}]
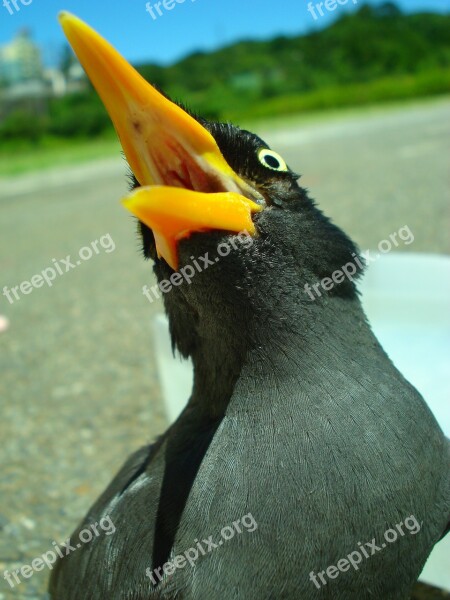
[{"xmin": 50, "ymin": 13, "xmax": 450, "ymax": 600}]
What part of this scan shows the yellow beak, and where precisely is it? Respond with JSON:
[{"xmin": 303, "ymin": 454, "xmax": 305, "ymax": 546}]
[{"xmin": 58, "ymin": 12, "xmax": 262, "ymax": 269}]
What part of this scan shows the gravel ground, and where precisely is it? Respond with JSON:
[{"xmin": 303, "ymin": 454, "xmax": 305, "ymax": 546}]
[{"xmin": 0, "ymin": 99, "xmax": 449, "ymax": 599}]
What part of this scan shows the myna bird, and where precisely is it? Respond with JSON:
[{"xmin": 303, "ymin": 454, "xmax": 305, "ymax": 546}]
[{"xmin": 50, "ymin": 13, "xmax": 450, "ymax": 600}]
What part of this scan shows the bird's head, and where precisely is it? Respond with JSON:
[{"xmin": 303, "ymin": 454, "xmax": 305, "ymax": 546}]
[{"xmin": 60, "ymin": 13, "xmax": 362, "ymax": 363}]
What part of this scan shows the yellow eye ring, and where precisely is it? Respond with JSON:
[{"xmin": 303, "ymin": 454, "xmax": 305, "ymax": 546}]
[{"xmin": 257, "ymin": 148, "xmax": 289, "ymax": 172}]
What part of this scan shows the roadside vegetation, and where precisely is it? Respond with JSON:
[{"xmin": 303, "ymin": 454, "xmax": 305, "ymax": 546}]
[{"xmin": 1, "ymin": 3, "xmax": 449, "ymax": 174}]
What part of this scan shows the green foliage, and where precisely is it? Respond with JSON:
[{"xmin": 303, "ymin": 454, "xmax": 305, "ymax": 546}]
[
  {"xmin": 0, "ymin": 109, "xmax": 45, "ymax": 142},
  {"xmin": 1, "ymin": 3, "xmax": 449, "ymax": 142},
  {"xmin": 228, "ymin": 69, "xmax": 450, "ymax": 121},
  {"xmin": 47, "ymin": 92, "xmax": 112, "ymax": 137},
  {"xmin": 150, "ymin": 3, "xmax": 450, "ymax": 113}
]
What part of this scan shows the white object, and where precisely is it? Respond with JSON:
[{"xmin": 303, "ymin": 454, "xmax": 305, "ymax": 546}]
[
  {"xmin": 152, "ymin": 314, "xmax": 193, "ymax": 424},
  {"xmin": 0, "ymin": 315, "xmax": 9, "ymax": 333}
]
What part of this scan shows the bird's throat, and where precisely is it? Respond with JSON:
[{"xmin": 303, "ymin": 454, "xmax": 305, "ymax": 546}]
[{"xmin": 183, "ymin": 292, "xmax": 373, "ymax": 419}]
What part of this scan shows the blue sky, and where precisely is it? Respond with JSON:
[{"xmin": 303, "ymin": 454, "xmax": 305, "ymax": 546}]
[{"xmin": 1, "ymin": 0, "xmax": 449, "ymax": 67}]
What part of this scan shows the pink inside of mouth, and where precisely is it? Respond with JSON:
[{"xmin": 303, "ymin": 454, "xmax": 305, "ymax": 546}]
[{"xmin": 152, "ymin": 138, "xmax": 227, "ymax": 195}]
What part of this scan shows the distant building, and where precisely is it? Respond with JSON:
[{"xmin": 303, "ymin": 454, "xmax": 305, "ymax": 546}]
[
  {"xmin": 43, "ymin": 67, "xmax": 66, "ymax": 97},
  {"xmin": 43, "ymin": 62, "xmax": 87, "ymax": 97},
  {"xmin": 66, "ymin": 60, "xmax": 87, "ymax": 94},
  {"xmin": 0, "ymin": 30, "xmax": 87, "ymax": 122},
  {"xmin": 0, "ymin": 28, "xmax": 43, "ymax": 84}
]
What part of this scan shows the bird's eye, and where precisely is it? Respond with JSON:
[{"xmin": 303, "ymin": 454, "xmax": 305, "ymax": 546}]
[{"xmin": 257, "ymin": 149, "xmax": 289, "ymax": 172}]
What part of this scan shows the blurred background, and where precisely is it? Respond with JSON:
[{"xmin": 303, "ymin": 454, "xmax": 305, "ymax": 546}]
[{"xmin": 0, "ymin": 0, "xmax": 449, "ymax": 598}]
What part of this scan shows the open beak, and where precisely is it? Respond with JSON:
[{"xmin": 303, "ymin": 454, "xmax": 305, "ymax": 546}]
[{"xmin": 58, "ymin": 12, "xmax": 263, "ymax": 269}]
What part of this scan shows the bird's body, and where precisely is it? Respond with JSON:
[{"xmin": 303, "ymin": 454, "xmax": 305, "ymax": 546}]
[
  {"xmin": 50, "ymin": 14, "xmax": 450, "ymax": 600},
  {"xmin": 50, "ymin": 254, "xmax": 450, "ymax": 599}
]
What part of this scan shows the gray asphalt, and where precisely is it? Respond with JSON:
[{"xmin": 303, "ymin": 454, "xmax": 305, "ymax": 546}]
[{"xmin": 0, "ymin": 98, "xmax": 449, "ymax": 599}]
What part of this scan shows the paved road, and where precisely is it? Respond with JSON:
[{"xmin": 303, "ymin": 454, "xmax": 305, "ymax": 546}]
[{"xmin": 0, "ymin": 98, "xmax": 449, "ymax": 599}]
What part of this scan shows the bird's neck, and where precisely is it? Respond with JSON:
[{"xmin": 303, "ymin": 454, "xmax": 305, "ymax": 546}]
[{"xmin": 188, "ymin": 292, "xmax": 377, "ymax": 419}]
